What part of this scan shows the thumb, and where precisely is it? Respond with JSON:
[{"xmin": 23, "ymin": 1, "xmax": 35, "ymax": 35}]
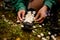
[{"xmin": 22, "ymin": 11, "xmax": 25, "ymax": 19}]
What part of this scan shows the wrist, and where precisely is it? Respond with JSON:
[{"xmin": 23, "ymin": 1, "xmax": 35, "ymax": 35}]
[
  {"xmin": 41, "ymin": 5, "xmax": 48, "ymax": 12},
  {"xmin": 18, "ymin": 10, "xmax": 25, "ymax": 12},
  {"xmin": 43, "ymin": 5, "xmax": 50, "ymax": 10},
  {"xmin": 43, "ymin": 5, "xmax": 48, "ymax": 10}
]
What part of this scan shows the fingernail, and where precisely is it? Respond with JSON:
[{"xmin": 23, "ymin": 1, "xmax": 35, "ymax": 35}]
[
  {"xmin": 16, "ymin": 20, "xmax": 20, "ymax": 23},
  {"xmin": 20, "ymin": 19, "xmax": 22, "ymax": 21},
  {"xmin": 16, "ymin": 20, "xmax": 20, "ymax": 24},
  {"xmin": 22, "ymin": 17, "xmax": 25, "ymax": 20}
]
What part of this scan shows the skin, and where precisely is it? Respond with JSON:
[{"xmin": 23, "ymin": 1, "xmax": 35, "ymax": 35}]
[
  {"xmin": 35, "ymin": 5, "xmax": 48, "ymax": 23},
  {"xmin": 17, "ymin": 10, "xmax": 25, "ymax": 22},
  {"xmin": 17, "ymin": 5, "xmax": 48, "ymax": 23}
]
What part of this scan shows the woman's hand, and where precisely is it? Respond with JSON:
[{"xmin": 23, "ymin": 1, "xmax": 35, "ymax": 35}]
[
  {"xmin": 35, "ymin": 5, "xmax": 48, "ymax": 23},
  {"xmin": 17, "ymin": 10, "xmax": 25, "ymax": 22}
]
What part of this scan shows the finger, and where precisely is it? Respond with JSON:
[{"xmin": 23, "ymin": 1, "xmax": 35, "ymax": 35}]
[
  {"xmin": 36, "ymin": 17, "xmax": 44, "ymax": 23},
  {"xmin": 39, "ymin": 19, "xmax": 44, "ymax": 23},
  {"xmin": 36, "ymin": 16, "xmax": 44, "ymax": 22},
  {"xmin": 39, "ymin": 14, "xmax": 47, "ymax": 23},
  {"xmin": 17, "ymin": 16, "xmax": 19, "ymax": 21},
  {"xmin": 36, "ymin": 12, "xmax": 47, "ymax": 22},
  {"xmin": 18, "ymin": 11, "xmax": 22, "ymax": 21},
  {"xmin": 22, "ymin": 11, "xmax": 25, "ymax": 19},
  {"xmin": 34, "ymin": 12, "xmax": 40, "ymax": 20},
  {"xmin": 16, "ymin": 16, "xmax": 21, "ymax": 23}
]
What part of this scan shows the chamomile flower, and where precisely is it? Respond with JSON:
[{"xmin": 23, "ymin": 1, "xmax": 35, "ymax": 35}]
[
  {"xmin": 37, "ymin": 35, "xmax": 41, "ymax": 38},
  {"xmin": 51, "ymin": 35, "xmax": 56, "ymax": 40},
  {"xmin": 33, "ymin": 26, "xmax": 36, "ymax": 28},
  {"xmin": 21, "ymin": 25, "xmax": 24, "ymax": 28},
  {"xmin": 39, "ymin": 25, "xmax": 42, "ymax": 27},
  {"xmin": 40, "ymin": 33, "xmax": 44, "ymax": 37},
  {"xmin": 48, "ymin": 32, "xmax": 51, "ymax": 35},
  {"xmin": 42, "ymin": 37, "xmax": 47, "ymax": 40}
]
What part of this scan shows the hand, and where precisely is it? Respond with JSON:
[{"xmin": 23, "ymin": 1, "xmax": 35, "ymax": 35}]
[
  {"xmin": 35, "ymin": 5, "xmax": 48, "ymax": 23},
  {"xmin": 17, "ymin": 10, "xmax": 25, "ymax": 22}
]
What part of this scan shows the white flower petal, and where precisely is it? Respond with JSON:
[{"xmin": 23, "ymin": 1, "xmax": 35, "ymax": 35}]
[
  {"xmin": 46, "ymin": 36, "xmax": 50, "ymax": 40},
  {"xmin": 16, "ymin": 20, "xmax": 20, "ymax": 23},
  {"xmin": 51, "ymin": 35, "xmax": 56, "ymax": 40},
  {"xmin": 42, "ymin": 37, "xmax": 47, "ymax": 40},
  {"xmin": 42, "ymin": 24, "xmax": 45, "ymax": 26},
  {"xmin": 33, "ymin": 26, "xmax": 36, "ymax": 28},
  {"xmin": 32, "ymin": 30, "xmax": 35, "ymax": 33},
  {"xmin": 48, "ymin": 32, "xmax": 51, "ymax": 35},
  {"xmin": 40, "ymin": 33, "xmax": 44, "ymax": 37},
  {"xmin": 21, "ymin": 25, "xmax": 24, "ymax": 28},
  {"xmin": 54, "ymin": 34, "xmax": 57, "ymax": 37},
  {"xmin": 37, "ymin": 35, "xmax": 41, "ymax": 38},
  {"xmin": 39, "ymin": 25, "xmax": 42, "ymax": 27},
  {"xmin": 33, "ymin": 11, "xmax": 36, "ymax": 14}
]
